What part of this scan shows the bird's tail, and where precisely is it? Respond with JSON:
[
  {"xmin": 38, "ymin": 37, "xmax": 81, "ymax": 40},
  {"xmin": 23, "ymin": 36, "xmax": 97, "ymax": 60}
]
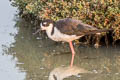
[{"xmin": 85, "ymin": 28, "xmax": 113, "ymax": 35}]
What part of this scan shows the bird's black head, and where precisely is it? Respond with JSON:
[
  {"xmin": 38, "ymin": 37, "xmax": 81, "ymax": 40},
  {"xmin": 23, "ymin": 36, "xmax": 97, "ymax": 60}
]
[{"xmin": 40, "ymin": 19, "xmax": 54, "ymax": 30}]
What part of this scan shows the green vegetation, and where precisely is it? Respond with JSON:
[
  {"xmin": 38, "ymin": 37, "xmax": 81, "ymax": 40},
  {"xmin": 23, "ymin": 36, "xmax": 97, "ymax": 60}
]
[{"xmin": 11, "ymin": 0, "xmax": 120, "ymax": 44}]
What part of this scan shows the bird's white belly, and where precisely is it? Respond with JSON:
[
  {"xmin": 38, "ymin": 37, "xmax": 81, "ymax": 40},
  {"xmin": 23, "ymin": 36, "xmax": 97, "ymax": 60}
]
[
  {"xmin": 46, "ymin": 27, "xmax": 82, "ymax": 42},
  {"xmin": 51, "ymin": 33, "xmax": 80, "ymax": 42}
]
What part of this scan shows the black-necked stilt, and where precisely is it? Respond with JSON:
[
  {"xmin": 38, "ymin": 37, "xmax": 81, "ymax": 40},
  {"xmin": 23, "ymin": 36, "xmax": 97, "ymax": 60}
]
[{"xmin": 40, "ymin": 18, "xmax": 110, "ymax": 67}]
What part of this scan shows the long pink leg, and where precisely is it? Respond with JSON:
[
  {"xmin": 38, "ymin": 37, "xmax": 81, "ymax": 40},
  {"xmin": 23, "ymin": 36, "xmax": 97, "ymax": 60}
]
[{"xmin": 69, "ymin": 41, "xmax": 75, "ymax": 67}]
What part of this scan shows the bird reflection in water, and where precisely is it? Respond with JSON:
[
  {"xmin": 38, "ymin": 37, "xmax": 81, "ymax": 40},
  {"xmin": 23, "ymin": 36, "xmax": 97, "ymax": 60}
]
[{"xmin": 49, "ymin": 66, "xmax": 91, "ymax": 80}]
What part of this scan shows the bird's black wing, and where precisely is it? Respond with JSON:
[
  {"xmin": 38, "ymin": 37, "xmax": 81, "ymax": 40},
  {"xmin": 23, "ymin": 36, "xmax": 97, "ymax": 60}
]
[{"xmin": 55, "ymin": 18, "xmax": 98, "ymax": 36}]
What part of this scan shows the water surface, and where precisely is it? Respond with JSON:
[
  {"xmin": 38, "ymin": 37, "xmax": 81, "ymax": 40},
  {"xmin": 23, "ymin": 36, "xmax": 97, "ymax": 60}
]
[
  {"xmin": 6, "ymin": 20, "xmax": 120, "ymax": 80},
  {"xmin": 0, "ymin": 0, "xmax": 25, "ymax": 80}
]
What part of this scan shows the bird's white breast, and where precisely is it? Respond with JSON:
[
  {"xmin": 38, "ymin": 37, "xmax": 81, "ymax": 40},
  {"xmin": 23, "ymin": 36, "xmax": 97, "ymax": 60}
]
[{"xmin": 46, "ymin": 27, "xmax": 82, "ymax": 42}]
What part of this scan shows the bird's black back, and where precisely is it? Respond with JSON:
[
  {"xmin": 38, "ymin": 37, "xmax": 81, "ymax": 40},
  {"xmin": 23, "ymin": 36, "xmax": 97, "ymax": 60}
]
[{"xmin": 55, "ymin": 18, "xmax": 98, "ymax": 36}]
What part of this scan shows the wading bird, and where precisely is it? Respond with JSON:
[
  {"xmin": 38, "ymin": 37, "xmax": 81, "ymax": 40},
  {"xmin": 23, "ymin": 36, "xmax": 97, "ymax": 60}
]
[{"xmin": 39, "ymin": 18, "xmax": 110, "ymax": 67}]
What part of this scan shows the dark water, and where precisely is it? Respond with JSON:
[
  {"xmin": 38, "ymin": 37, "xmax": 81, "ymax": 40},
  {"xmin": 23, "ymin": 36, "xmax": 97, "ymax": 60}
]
[{"xmin": 1, "ymin": 0, "xmax": 120, "ymax": 80}]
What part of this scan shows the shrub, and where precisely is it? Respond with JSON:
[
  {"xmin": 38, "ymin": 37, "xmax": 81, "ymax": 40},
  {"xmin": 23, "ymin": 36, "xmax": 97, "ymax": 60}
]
[{"xmin": 11, "ymin": 0, "xmax": 120, "ymax": 42}]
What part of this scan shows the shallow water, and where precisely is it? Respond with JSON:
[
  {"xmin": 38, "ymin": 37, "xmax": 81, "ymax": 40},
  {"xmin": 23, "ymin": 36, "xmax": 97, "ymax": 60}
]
[
  {"xmin": 0, "ymin": 0, "xmax": 26, "ymax": 80},
  {"xmin": 1, "ymin": 0, "xmax": 120, "ymax": 80}
]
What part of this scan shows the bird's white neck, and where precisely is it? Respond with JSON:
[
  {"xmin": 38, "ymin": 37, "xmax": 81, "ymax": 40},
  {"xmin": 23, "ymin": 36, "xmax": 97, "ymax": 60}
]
[{"xmin": 46, "ymin": 24, "xmax": 54, "ymax": 38}]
